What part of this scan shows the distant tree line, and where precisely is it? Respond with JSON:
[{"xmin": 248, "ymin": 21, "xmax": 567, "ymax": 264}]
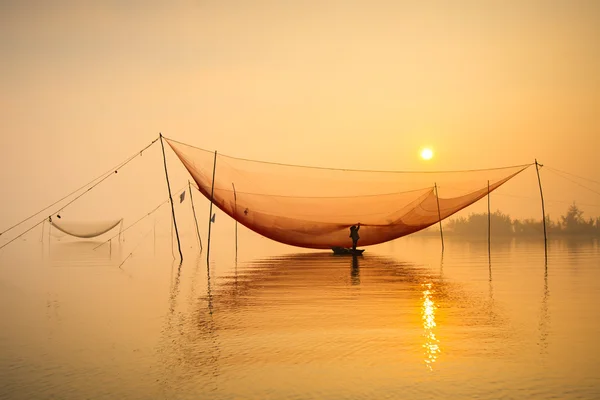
[{"xmin": 442, "ymin": 203, "xmax": 600, "ymax": 237}]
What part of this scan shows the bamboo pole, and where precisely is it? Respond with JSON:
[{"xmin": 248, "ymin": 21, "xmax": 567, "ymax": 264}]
[
  {"xmin": 188, "ymin": 180, "xmax": 203, "ymax": 251},
  {"xmin": 206, "ymin": 151, "xmax": 217, "ymax": 264},
  {"xmin": 232, "ymin": 182, "xmax": 238, "ymax": 261},
  {"xmin": 434, "ymin": 183, "xmax": 444, "ymax": 252},
  {"xmin": 535, "ymin": 159, "xmax": 548, "ymax": 259},
  {"xmin": 487, "ymin": 180, "xmax": 491, "ymax": 259},
  {"xmin": 159, "ymin": 133, "xmax": 183, "ymax": 262}
]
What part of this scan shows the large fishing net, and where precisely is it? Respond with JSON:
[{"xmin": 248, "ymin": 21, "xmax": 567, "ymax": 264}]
[{"xmin": 166, "ymin": 138, "xmax": 530, "ymax": 249}]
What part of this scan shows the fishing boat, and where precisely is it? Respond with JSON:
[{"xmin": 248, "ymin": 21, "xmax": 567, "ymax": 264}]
[{"xmin": 331, "ymin": 247, "xmax": 365, "ymax": 255}]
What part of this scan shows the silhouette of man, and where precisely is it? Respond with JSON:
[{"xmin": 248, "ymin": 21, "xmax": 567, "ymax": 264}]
[{"xmin": 349, "ymin": 223, "xmax": 361, "ymax": 251}]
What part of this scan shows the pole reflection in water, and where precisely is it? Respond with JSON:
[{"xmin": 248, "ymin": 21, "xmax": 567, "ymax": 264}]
[
  {"xmin": 422, "ymin": 282, "xmax": 440, "ymax": 370},
  {"xmin": 539, "ymin": 261, "xmax": 550, "ymax": 355},
  {"xmin": 351, "ymin": 255, "xmax": 360, "ymax": 285}
]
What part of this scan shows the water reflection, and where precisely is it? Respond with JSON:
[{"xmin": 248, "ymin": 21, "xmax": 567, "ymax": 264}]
[
  {"xmin": 422, "ymin": 282, "xmax": 440, "ymax": 370},
  {"xmin": 158, "ymin": 256, "xmax": 221, "ymax": 394},
  {"xmin": 47, "ymin": 241, "xmax": 116, "ymax": 267},
  {"xmin": 538, "ymin": 262, "xmax": 550, "ymax": 355},
  {"xmin": 351, "ymin": 255, "xmax": 360, "ymax": 285},
  {"xmin": 2, "ymin": 237, "xmax": 598, "ymax": 399},
  {"xmin": 156, "ymin": 251, "xmax": 509, "ymax": 394}
]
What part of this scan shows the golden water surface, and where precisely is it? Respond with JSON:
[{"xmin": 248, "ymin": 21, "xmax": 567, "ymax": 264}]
[{"xmin": 1, "ymin": 234, "xmax": 599, "ymax": 399}]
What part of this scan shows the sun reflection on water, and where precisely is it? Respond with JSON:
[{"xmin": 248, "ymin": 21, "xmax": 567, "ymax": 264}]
[{"xmin": 422, "ymin": 282, "xmax": 440, "ymax": 370}]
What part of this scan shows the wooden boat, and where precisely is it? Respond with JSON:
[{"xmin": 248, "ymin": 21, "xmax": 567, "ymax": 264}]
[{"xmin": 331, "ymin": 247, "xmax": 365, "ymax": 255}]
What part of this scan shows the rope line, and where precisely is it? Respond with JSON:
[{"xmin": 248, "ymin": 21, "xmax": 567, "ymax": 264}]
[
  {"xmin": 0, "ymin": 219, "xmax": 46, "ymax": 251},
  {"xmin": 93, "ymin": 183, "xmax": 187, "ymax": 251},
  {"xmin": 118, "ymin": 220, "xmax": 162, "ymax": 269},
  {"xmin": 0, "ymin": 138, "xmax": 159, "ymax": 237},
  {"xmin": 93, "ymin": 201, "xmax": 169, "ymax": 250},
  {"xmin": 493, "ymin": 192, "xmax": 600, "ymax": 208},
  {"xmin": 209, "ymin": 185, "xmax": 435, "ymax": 200},
  {"xmin": 544, "ymin": 168, "xmax": 600, "ymax": 197},
  {"xmin": 545, "ymin": 166, "xmax": 600, "ymax": 186},
  {"xmin": 54, "ymin": 154, "xmax": 146, "ymax": 217},
  {"xmin": 165, "ymin": 137, "xmax": 533, "ymax": 174}
]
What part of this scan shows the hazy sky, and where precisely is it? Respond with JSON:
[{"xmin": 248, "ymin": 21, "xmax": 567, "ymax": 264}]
[{"xmin": 1, "ymin": 1, "xmax": 599, "ymax": 227}]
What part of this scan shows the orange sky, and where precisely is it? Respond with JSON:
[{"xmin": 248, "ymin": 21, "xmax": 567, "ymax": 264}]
[{"xmin": 1, "ymin": 1, "xmax": 599, "ymax": 227}]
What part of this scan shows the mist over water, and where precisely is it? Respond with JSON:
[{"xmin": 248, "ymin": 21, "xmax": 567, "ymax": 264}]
[{"xmin": 1, "ymin": 232, "xmax": 599, "ymax": 399}]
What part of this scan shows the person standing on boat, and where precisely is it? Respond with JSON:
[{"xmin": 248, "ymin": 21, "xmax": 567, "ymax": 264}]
[{"xmin": 349, "ymin": 223, "xmax": 361, "ymax": 251}]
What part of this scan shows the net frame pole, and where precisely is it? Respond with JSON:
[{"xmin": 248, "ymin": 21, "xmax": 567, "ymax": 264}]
[
  {"xmin": 188, "ymin": 180, "xmax": 203, "ymax": 251},
  {"xmin": 206, "ymin": 151, "xmax": 217, "ymax": 264},
  {"xmin": 535, "ymin": 159, "xmax": 548, "ymax": 259},
  {"xmin": 232, "ymin": 182, "xmax": 238, "ymax": 261},
  {"xmin": 487, "ymin": 180, "xmax": 491, "ymax": 260},
  {"xmin": 159, "ymin": 133, "xmax": 183, "ymax": 262},
  {"xmin": 434, "ymin": 183, "xmax": 444, "ymax": 252}
]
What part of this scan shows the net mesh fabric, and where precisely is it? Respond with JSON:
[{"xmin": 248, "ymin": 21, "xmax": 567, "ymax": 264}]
[
  {"xmin": 167, "ymin": 138, "xmax": 530, "ymax": 249},
  {"xmin": 51, "ymin": 219, "xmax": 122, "ymax": 239}
]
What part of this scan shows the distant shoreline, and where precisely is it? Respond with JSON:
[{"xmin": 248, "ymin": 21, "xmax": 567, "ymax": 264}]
[{"xmin": 416, "ymin": 203, "xmax": 600, "ymax": 238}]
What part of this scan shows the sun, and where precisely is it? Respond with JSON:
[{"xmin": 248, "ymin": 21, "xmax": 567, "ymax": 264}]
[{"xmin": 420, "ymin": 148, "xmax": 434, "ymax": 160}]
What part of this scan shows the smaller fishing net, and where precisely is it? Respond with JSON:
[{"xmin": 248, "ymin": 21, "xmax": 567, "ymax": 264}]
[{"xmin": 50, "ymin": 218, "xmax": 123, "ymax": 239}]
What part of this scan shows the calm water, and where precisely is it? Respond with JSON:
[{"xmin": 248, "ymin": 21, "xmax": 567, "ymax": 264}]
[{"xmin": 1, "ymin": 233, "xmax": 599, "ymax": 399}]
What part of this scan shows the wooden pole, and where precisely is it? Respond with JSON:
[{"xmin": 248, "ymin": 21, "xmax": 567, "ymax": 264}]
[
  {"xmin": 232, "ymin": 182, "xmax": 238, "ymax": 261},
  {"xmin": 206, "ymin": 151, "xmax": 217, "ymax": 264},
  {"xmin": 434, "ymin": 183, "xmax": 444, "ymax": 252},
  {"xmin": 159, "ymin": 133, "xmax": 183, "ymax": 262},
  {"xmin": 487, "ymin": 180, "xmax": 491, "ymax": 259},
  {"xmin": 188, "ymin": 180, "xmax": 203, "ymax": 251},
  {"xmin": 535, "ymin": 159, "xmax": 548, "ymax": 259},
  {"xmin": 170, "ymin": 212, "xmax": 175, "ymax": 260}
]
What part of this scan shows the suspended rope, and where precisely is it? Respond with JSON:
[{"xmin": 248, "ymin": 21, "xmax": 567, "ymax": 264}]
[
  {"xmin": 93, "ymin": 183, "xmax": 187, "ymax": 251},
  {"xmin": 165, "ymin": 137, "xmax": 533, "ymax": 174},
  {"xmin": 495, "ymin": 192, "xmax": 600, "ymax": 208},
  {"xmin": 0, "ymin": 138, "xmax": 159, "ymax": 238},
  {"xmin": 544, "ymin": 167, "xmax": 600, "ymax": 197},
  {"xmin": 544, "ymin": 166, "xmax": 600, "ymax": 186},
  {"xmin": 118, "ymin": 218, "xmax": 165, "ymax": 269},
  {"xmin": 93, "ymin": 201, "xmax": 169, "ymax": 250},
  {"xmin": 0, "ymin": 219, "xmax": 46, "ymax": 251}
]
